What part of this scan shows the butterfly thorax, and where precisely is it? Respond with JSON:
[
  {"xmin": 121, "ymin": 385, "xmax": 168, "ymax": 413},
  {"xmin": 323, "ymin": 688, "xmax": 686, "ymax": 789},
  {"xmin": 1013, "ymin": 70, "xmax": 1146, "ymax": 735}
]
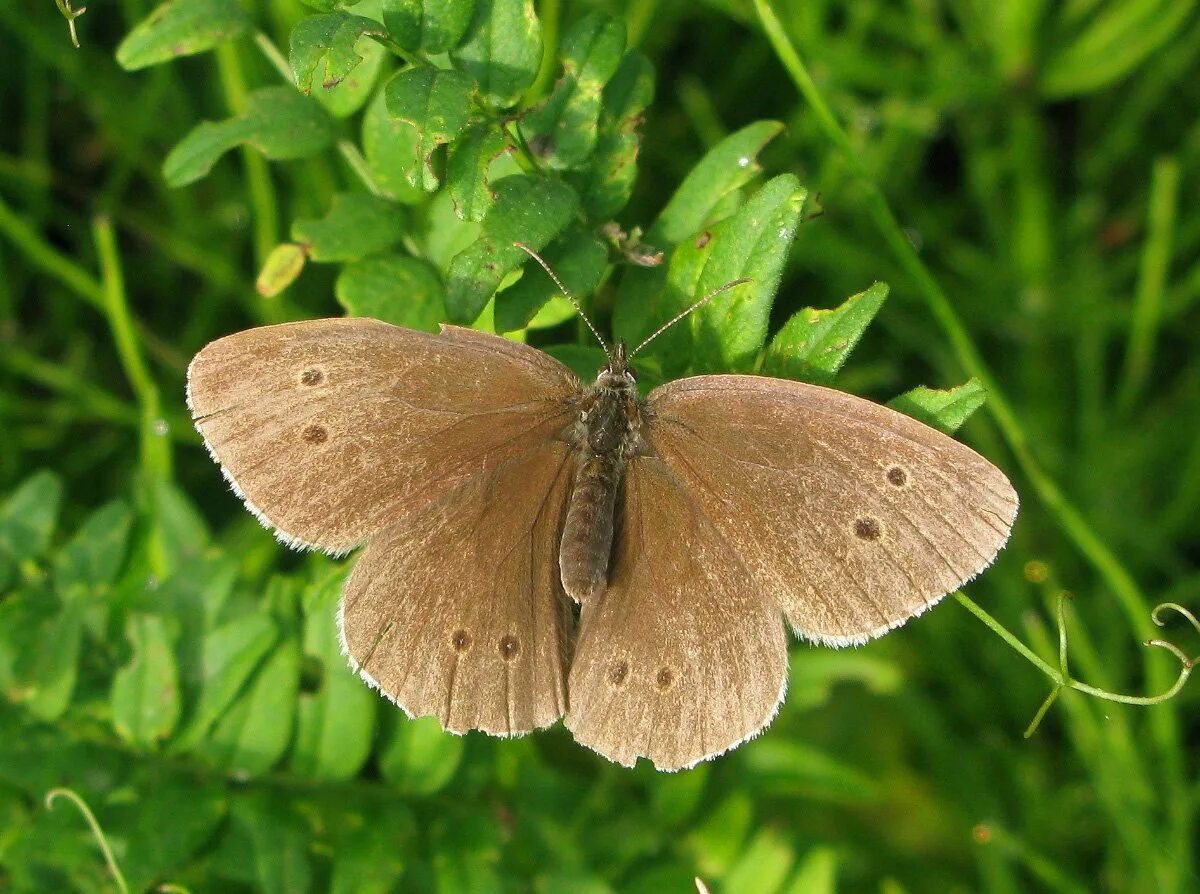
[{"xmin": 559, "ymin": 345, "xmax": 648, "ymax": 604}]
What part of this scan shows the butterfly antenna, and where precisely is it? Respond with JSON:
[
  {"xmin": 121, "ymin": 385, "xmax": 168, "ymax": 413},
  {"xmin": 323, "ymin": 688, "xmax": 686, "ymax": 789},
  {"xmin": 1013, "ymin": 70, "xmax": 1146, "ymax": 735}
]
[
  {"xmin": 629, "ymin": 278, "xmax": 751, "ymax": 358},
  {"xmin": 514, "ymin": 242, "xmax": 610, "ymax": 354}
]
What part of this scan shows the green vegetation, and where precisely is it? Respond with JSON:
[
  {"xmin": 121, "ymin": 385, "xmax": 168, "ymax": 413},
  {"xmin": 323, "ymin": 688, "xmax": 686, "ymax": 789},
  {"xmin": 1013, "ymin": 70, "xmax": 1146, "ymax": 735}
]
[{"xmin": 2, "ymin": 0, "xmax": 1198, "ymax": 891}]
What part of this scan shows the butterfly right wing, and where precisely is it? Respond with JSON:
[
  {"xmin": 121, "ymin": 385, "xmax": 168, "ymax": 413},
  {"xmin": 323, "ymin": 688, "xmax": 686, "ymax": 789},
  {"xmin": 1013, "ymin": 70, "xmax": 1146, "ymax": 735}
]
[
  {"xmin": 187, "ymin": 320, "xmax": 580, "ymax": 554},
  {"xmin": 340, "ymin": 438, "xmax": 575, "ymax": 736}
]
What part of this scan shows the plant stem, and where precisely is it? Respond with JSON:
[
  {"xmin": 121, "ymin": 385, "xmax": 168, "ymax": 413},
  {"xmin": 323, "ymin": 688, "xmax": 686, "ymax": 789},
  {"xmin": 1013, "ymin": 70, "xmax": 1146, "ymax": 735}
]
[{"xmin": 0, "ymin": 192, "xmax": 104, "ymax": 308}]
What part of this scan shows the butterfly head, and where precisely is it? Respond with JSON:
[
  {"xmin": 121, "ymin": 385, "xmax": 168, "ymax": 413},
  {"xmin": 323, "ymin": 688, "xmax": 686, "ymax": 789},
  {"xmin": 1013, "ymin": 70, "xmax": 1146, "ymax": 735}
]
[{"xmin": 596, "ymin": 341, "xmax": 637, "ymax": 392}]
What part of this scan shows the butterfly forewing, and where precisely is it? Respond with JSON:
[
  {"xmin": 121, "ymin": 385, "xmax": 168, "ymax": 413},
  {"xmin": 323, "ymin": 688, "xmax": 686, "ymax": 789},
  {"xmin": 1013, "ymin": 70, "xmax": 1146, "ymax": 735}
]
[
  {"xmin": 340, "ymin": 439, "xmax": 575, "ymax": 735},
  {"xmin": 566, "ymin": 456, "xmax": 789, "ymax": 771},
  {"xmin": 187, "ymin": 320, "xmax": 580, "ymax": 553},
  {"xmin": 645, "ymin": 375, "xmax": 1019, "ymax": 645}
]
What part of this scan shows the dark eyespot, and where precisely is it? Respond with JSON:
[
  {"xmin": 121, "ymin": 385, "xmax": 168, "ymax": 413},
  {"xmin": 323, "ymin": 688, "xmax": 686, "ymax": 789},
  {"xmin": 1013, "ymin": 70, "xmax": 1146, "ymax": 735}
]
[
  {"xmin": 450, "ymin": 630, "xmax": 472, "ymax": 653},
  {"xmin": 608, "ymin": 661, "xmax": 629, "ymax": 686},
  {"xmin": 886, "ymin": 466, "xmax": 907, "ymax": 487},
  {"xmin": 299, "ymin": 367, "xmax": 325, "ymax": 386},
  {"xmin": 656, "ymin": 668, "xmax": 675, "ymax": 690},
  {"xmin": 301, "ymin": 424, "xmax": 328, "ymax": 444},
  {"xmin": 499, "ymin": 635, "xmax": 520, "ymax": 660},
  {"xmin": 854, "ymin": 517, "xmax": 882, "ymax": 541}
]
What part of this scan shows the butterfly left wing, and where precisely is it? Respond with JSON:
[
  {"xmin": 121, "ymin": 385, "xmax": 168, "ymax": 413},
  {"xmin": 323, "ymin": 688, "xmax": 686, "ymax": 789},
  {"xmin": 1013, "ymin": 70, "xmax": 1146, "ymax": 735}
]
[
  {"xmin": 566, "ymin": 456, "xmax": 788, "ymax": 771},
  {"xmin": 340, "ymin": 438, "xmax": 574, "ymax": 736}
]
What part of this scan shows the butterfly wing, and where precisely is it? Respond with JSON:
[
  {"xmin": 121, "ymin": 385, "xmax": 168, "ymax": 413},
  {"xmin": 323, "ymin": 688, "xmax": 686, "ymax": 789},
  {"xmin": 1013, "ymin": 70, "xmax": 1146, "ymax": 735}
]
[
  {"xmin": 339, "ymin": 438, "xmax": 574, "ymax": 735},
  {"xmin": 644, "ymin": 375, "xmax": 1019, "ymax": 645},
  {"xmin": 187, "ymin": 320, "xmax": 580, "ymax": 554},
  {"xmin": 566, "ymin": 456, "xmax": 788, "ymax": 770}
]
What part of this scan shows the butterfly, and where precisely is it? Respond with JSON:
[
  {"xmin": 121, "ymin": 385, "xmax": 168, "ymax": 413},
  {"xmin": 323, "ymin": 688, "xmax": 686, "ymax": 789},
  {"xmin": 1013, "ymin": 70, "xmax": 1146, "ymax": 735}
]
[{"xmin": 187, "ymin": 257, "xmax": 1018, "ymax": 771}]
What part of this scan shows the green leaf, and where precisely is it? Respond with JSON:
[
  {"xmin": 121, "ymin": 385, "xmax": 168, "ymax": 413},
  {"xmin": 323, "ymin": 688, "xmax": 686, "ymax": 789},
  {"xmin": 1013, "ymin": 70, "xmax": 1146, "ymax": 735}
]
[
  {"xmin": 741, "ymin": 737, "xmax": 878, "ymax": 800},
  {"xmin": 163, "ymin": 87, "xmax": 337, "ymax": 187},
  {"xmin": 383, "ymin": 0, "xmax": 475, "ymax": 53},
  {"xmin": 650, "ymin": 761, "xmax": 708, "ymax": 826},
  {"xmin": 384, "ymin": 65, "xmax": 477, "ymax": 189},
  {"xmin": 888, "ymin": 378, "xmax": 989, "ymax": 434},
  {"xmin": 522, "ymin": 13, "xmax": 626, "ymax": 170},
  {"xmin": 290, "ymin": 575, "xmax": 376, "ymax": 780},
  {"xmin": 329, "ymin": 803, "xmax": 416, "ymax": 893},
  {"xmin": 684, "ymin": 792, "xmax": 752, "ymax": 878},
  {"xmin": 337, "ymin": 253, "xmax": 446, "ymax": 332},
  {"xmin": 292, "ymin": 192, "xmax": 407, "ymax": 262},
  {"xmin": 544, "ymin": 344, "xmax": 608, "ymax": 382},
  {"xmin": 494, "ymin": 228, "xmax": 606, "ymax": 332},
  {"xmin": 450, "ymin": 0, "xmax": 542, "ymax": 108},
  {"xmin": 0, "ymin": 469, "xmax": 63, "ymax": 564},
  {"xmin": 16, "ymin": 598, "xmax": 84, "ymax": 720},
  {"xmin": 153, "ymin": 479, "xmax": 210, "ymax": 572},
  {"xmin": 763, "ymin": 282, "xmax": 888, "ymax": 384},
  {"xmin": 379, "ymin": 715, "xmax": 464, "ymax": 794},
  {"xmin": 447, "ymin": 123, "xmax": 511, "ymax": 222},
  {"xmin": 174, "ymin": 615, "xmax": 277, "ymax": 749},
  {"xmin": 256, "ymin": 243, "xmax": 309, "ymax": 297},
  {"xmin": 651, "ymin": 120, "xmax": 784, "ymax": 244},
  {"xmin": 53, "ymin": 500, "xmax": 132, "ymax": 594},
  {"xmin": 111, "ymin": 613, "xmax": 182, "ymax": 746},
  {"xmin": 362, "ymin": 87, "xmax": 426, "ymax": 203},
  {"xmin": 573, "ymin": 51, "xmax": 654, "ymax": 219},
  {"xmin": 786, "ymin": 650, "xmax": 901, "ymax": 714},
  {"xmin": 446, "ymin": 174, "xmax": 579, "ymax": 323},
  {"xmin": 199, "ymin": 637, "xmax": 300, "ymax": 775},
  {"xmin": 724, "ymin": 827, "xmax": 795, "ymax": 894},
  {"xmin": 120, "ymin": 774, "xmax": 227, "ymax": 893},
  {"xmin": 781, "ymin": 847, "xmax": 838, "ymax": 894},
  {"xmin": 116, "ymin": 0, "xmax": 250, "ymax": 71},
  {"xmin": 686, "ymin": 175, "xmax": 806, "ymax": 372},
  {"xmin": 232, "ymin": 792, "xmax": 313, "ymax": 894},
  {"xmin": 290, "ymin": 13, "xmax": 387, "ymax": 94}
]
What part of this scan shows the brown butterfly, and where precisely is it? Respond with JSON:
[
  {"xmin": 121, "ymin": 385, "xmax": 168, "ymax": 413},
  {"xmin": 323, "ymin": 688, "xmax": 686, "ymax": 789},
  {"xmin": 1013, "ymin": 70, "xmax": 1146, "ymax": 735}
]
[{"xmin": 187, "ymin": 255, "xmax": 1018, "ymax": 771}]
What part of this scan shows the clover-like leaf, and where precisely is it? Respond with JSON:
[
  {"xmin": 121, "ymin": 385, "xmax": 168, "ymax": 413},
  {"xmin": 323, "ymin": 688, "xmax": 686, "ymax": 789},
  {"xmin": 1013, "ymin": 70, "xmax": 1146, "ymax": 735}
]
[
  {"xmin": 291, "ymin": 192, "xmax": 407, "ymax": 262},
  {"xmin": 521, "ymin": 12, "xmax": 626, "ymax": 170},
  {"xmin": 362, "ymin": 87, "xmax": 427, "ymax": 202},
  {"xmin": 573, "ymin": 51, "xmax": 654, "ymax": 220},
  {"xmin": 763, "ymin": 282, "xmax": 888, "ymax": 385},
  {"xmin": 53, "ymin": 501, "xmax": 132, "ymax": 595},
  {"xmin": 446, "ymin": 174, "xmax": 579, "ymax": 323},
  {"xmin": 337, "ymin": 253, "xmax": 446, "ymax": 332},
  {"xmin": 495, "ymin": 227, "xmax": 606, "ymax": 332},
  {"xmin": 116, "ymin": 0, "xmax": 249, "ymax": 71},
  {"xmin": 385, "ymin": 65, "xmax": 477, "ymax": 189},
  {"xmin": 383, "ymin": 0, "xmax": 475, "ymax": 53},
  {"xmin": 111, "ymin": 613, "xmax": 181, "ymax": 747},
  {"xmin": 0, "ymin": 469, "xmax": 63, "ymax": 568},
  {"xmin": 290, "ymin": 13, "xmax": 387, "ymax": 94},
  {"xmin": 450, "ymin": 0, "xmax": 541, "ymax": 109},
  {"xmin": 447, "ymin": 123, "xmax": 512, "ymax": 222},
  {"xmin": 163, "ymin": 87, "xmax": 337, "ymax": 187},
  {"xmin": 889, "ymin": 379, "xmax": 988, "ymax": 434}
]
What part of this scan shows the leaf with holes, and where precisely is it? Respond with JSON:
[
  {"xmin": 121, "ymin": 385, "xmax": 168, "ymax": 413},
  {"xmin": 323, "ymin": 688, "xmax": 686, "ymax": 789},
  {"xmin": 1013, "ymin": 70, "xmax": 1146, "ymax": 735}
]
[
  {"xmin": 572, "ymin": 52, "xmax": 654, "ymax": 219},
  {"xmin": 445, "ymin": 174, "xmax": 579, "ymax": 323},
  {"xmin": 763, "ymin": 282, "xmax": 888, "ymax": 385},
  {"xmin": 889, "ymin": 379, "xmax": 988, "ymax": 434},
  {"xmin": 111, "ymin": 613, "xmax": 182, "ymax": 746},
  {"xmin": 383, "ymin": 0, "xmax": 475, "ymax": 53},
  {"xmin": 163, "ymin": 87, "xmax": 336, "ymax": 187},
  {"xmin": 522, "ymin": 13, "xmax": 626, "ymax": 170},
  {"xmin": 385, "ymin": 66, "xmax": 477, "ymax": 189},
  {"xmin": 362, "ymin": 87, "xmax": 426, "ymax": 202},
  {"xmin": 292, "ymin": 193, "xmax": 407, "ymax": 262},
  {"xmin": 451, "ymin": 0, "xmax": 542, "ymax": 109},
  {"xmin": 116, "ymin": 0, "xmax": 250, "ymax": 70},
  {"xmin": 338, "ymin": 254, "xmax": 446, "ymax": 332},
  {"xmin": 290, "ymin": 13, "xmax": 387, "ymax": 94},
  {"xmin": 447, "ymin": 123, "xmax": 511, "ymax": 222},
  {"xmin": 494, "ymin": 228, "xmax": 607, "ymax": 332}
]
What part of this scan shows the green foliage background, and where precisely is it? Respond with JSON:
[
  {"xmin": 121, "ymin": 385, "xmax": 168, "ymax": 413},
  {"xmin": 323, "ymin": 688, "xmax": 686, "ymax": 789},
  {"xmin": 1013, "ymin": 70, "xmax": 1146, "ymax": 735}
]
[{"xmin": 2, "ymin": 0, "xmax": 1199, "ymax": 891}]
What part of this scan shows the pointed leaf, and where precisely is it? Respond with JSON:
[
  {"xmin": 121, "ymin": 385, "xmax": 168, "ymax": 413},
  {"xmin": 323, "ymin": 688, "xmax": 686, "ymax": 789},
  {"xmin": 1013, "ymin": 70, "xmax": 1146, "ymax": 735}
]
[
  {"xmin": 53, "ymin": 501, "xmax": 132, "ymax": 594},
  {"xmin": 522, "ymin": 13, "xmax": 626, "ymax": 170},
  {"xmin": 384, "ymin": 65, "xmax": 477, "ymax": 189},
  {"xmin": 495, "ymin": 228, "xmax": 606, "ymax": 332},
  {"xmin": 888, "ymin": 379, "xmax": 988, "ymax": 434},
  {"xmin": 337, "ymin": 253, "xmax": 446, "ymax": 332},
  {"xmin": 447, "ymin": 123, "xmax": 512, "ymax": 222},
  {"xmin": 164, "ymin": 87, "xmax": 336, "ymax": 187},
  {"xmin": 763, "ymin": 282, "xmax": 888, "ymax": 384},
  {"xmin": 450, "ymin": 0, "xmax": 542, "ymax": 108},
  {"xmin": 781, "ymin": 847, "xmax": 838, "ymax": 894},
  {"xmin": 724, "ymin": 828, "xmax": 795, "ymax": 894},
  {"xmin": 445, "ymin": 174, "xmax": 579, "ymax": 322},
  {"xmin": 116, "ymin": 0, "xmax": 250, "ymax": 70},
  {"xmin": 111, "ymin": 613, "xmax": 181, "ymax": 746},
  {"xmin": 0, "ymin": 469, "xmax": 62, "ymax": 564},
  {"xmin": 383, "ymin": 0, "xmax": 475, "ymax": 53},
  {"xmin": 292, "ymin": 192, "xmax": 407, "ymax": 262}
]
